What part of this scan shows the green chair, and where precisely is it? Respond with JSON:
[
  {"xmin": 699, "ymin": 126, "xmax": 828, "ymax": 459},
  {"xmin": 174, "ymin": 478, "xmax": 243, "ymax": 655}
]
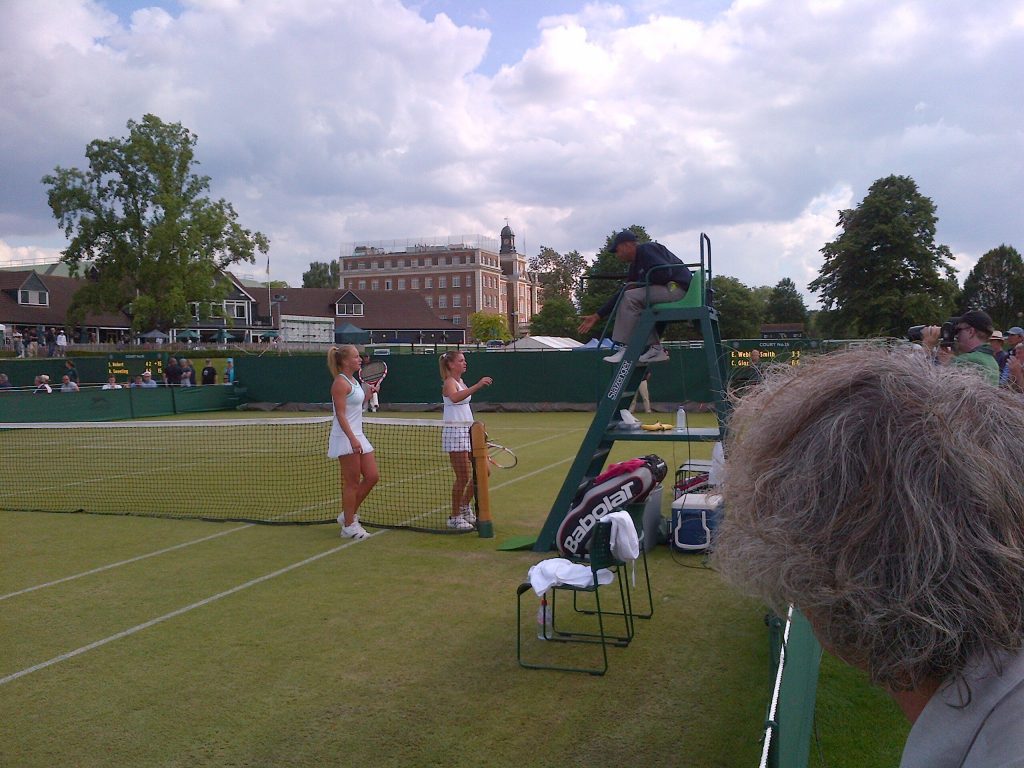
[{"xmin": 516, "ymin": 521, "xmax": 634, "ymax": 676}]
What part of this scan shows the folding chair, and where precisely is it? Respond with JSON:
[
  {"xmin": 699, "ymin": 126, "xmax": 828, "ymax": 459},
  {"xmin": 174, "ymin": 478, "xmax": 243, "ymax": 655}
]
[{"xmin": 516, "ymin": 521, "xmax": 633, "ymax": 676}]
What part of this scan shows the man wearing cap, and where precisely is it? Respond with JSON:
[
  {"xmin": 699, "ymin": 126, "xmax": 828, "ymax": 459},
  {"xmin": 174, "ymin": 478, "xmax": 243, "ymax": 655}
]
[
  {"xmin": 921, "ymin": 309, "xmax": 1000, "ymax": 385},
  {"xmin": 1006, "ymin": 326, "xmax": 1024, "ymax": 351},
  {"xmin": 577, "ymin": 230, "xmax": 692, "ymax": 364},
  {"xmin": 140, "ymin": 370, "xmax": 158, "ymax": 388}
]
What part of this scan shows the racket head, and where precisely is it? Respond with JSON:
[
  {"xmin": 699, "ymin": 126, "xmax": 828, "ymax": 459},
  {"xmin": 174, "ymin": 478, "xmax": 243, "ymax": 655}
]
[
  {"xmin": 361, "ymin": 360, "xmax": 387, "ymax": 384},
  {"xmin": 487, "ymin": 441, "xmax": 517, "ymax": 469}
]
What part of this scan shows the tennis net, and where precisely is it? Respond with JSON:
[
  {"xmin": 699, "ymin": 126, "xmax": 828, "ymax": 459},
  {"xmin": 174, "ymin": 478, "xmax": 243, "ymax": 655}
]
[{"xmin": 0, "ymin": 416, "xmax": 483, "ymax": 533}]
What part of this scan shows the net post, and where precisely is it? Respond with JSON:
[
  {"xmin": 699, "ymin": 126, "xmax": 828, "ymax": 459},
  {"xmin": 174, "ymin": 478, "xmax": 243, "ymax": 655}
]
[{"xmin": 470, "ymin": 421, "xmax": 494, "ymax": 538}]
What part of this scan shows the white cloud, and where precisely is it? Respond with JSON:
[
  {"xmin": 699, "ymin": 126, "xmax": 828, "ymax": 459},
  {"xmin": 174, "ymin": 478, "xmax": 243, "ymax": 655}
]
[{"xmin": 1, "ymin": 0, "xmax": 1022, "ymax": 300}]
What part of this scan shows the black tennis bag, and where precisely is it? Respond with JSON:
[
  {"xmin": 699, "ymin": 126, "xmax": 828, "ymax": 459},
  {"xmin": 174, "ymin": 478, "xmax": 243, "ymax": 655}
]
[{"xmin": 556, "ymin": 455, "xmax": 667, "ymax": 557}]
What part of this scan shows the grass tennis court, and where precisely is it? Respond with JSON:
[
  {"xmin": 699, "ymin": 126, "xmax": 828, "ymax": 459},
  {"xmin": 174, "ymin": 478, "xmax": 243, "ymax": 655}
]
[{"xmin": 0, "ymin": 411, "xmax": 907, "ymax": 767}]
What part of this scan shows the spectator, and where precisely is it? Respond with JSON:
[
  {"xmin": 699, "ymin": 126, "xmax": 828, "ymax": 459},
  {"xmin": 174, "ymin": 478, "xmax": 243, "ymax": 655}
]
[
  {"xmin": 64, "ymin": 360, "xmax": 79, "ymax": 385},
  {"xmin": 0, "ymin": 373, "xmax": 11, "ymax": 390},
  {"xmin": 1007, "ymin": 343, "xmax": 1024, "ymax": 395},
  {"xmin": 60, "ymin": 375, "xmax": 79, "ymax": 393},
  {"xmin": 201, "ymin": 359, "xmax": 217, "ymax": 386},
  {"xmin": 130, "ymin": 375, "xmax": 145, "ymax": 388},
  {"xmin": 140, "ymin": 371, "xmax": 159, "ymax": 388},
  {"xmin": 102, "ymin": 375, "xmax": 122, "ymax": 390},
  {"xmin": 714, "ymin": 348, "xmax": 1024, "ymax": 766},
  {"xmin": 921, "ymin": 309, "xmax": 999, "ymax": 385},
  {"xmin": 45, "ymin": 327, "xmax": 56, "ymax": 357},
  {"xmin": 224, "ymin": 358, "xmax": 235, "ymax": 384},
  {"xmin": 1006, "ymin": 326, "xmax": 1024, "ymax": 351},
  {"xmin": 164, "ymin": 357, "xmax": 182, "ymax": 387},
  {"xmin": 55, "ymin": 329, "xmax": 68, "ymax": 355},
  {"xmin": 13, "ymin": 332, "xmax": 24, "ymax": 358},
  {"xmin": 34, "ymin": 374, "xmax": 52, "ymax": 394},
  {"xmin": 179, "ymin": 358, "xmax": 195, "ymax": 387},
  {"xmin": 990, "ymin": 330, "xmax": 1008, "ymax": 384}
]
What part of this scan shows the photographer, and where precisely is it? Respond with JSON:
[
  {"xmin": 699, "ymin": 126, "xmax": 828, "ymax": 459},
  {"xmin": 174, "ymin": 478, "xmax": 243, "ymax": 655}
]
[{"xmin": 919, "ymin": 309, "xmax": 999, "ymax": 386}]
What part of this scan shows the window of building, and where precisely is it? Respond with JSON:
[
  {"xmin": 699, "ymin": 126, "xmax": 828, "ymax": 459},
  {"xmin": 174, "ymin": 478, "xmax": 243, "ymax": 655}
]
[
  {"xmin": 425, "ymin": 277, "xmax": 433, "ymax": 288},
  {"xmin": 466, "ymin": 275, "xmax": 473, "ymax": 287},
  {"xmin": 452, "ymin": 276, "xmax": 460, "ymax": 288},
  {"xmin": 438, "ymin": 295, "xmax": 447, "ymax": 308},
  {"xmin": 439, "ymin": 277, "xmax": 447, "ymax": 288},
  {"xmin": 398, "ymin": 279, "xmax": 406, "ymax": 290},
  {"xmin": 358, "ymin": 280, "xmax": 366, "ymax": 289},
  {"xmin": 453, "ymin": 315, "xmax": 462, "ymax": 326},
  {"xmin": 371, "ymin": 280, "xmax": 379, "ymax": 290},
  {"xmin": 385, "ymin": 279, "xmax": 392, "ymax": 290},
  {"xmin": 411, "ymin": 278, "xmax": 420, "ymax": 289},
  {"xmin": 452, "ymin": 295, "xmax": 461, "ymax": 308},
  {"xmin": 19, "ymin": 289, "xmax": 49, "ymax": 306},
  {"xmin": 336, "ymin": 302, "xmax": 364, "ymax": 316},
  {"xmin": 223, "ymin": 300, "xmax": 248, "ymax": 321},
  {"xmin": 425, "ymin": 296, "xmax": 433, "ymax": 308}
]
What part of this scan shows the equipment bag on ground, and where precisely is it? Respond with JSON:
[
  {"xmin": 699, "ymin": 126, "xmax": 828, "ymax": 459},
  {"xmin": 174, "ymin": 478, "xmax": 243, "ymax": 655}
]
[{"xmin": 557, "ymin": 455, "xmax": 667, "ymax": 557}]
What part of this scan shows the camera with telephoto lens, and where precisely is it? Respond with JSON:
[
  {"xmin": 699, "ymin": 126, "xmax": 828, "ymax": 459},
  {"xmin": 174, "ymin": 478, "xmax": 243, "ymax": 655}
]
[{"xmin": 907, "ymin": 321, "xmax": 956, "ymax": 347}]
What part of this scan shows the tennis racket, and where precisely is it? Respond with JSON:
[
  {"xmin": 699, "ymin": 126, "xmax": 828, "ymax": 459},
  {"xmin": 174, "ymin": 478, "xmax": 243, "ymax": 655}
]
[
  {"xmin": 486, "ymin": 439, "xmax": 517, "ymax": 469},
  {"xmin": 361, "ymin": 360, "xmax": 387, "ymax": 385}
]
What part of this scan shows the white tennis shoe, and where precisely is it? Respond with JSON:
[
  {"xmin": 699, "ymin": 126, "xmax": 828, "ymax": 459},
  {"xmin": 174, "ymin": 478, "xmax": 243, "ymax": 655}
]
[
  {"xmin": 461, "ymin": 505, "xmax": 477, "ymax": 525},
  {"xmin": 603, "ymin": 346, "xmax": 626, "ymax": 363},
  {"xmin": 638, "ymin": 344, "xmax": 669, "ymax": 364},
  {"xmin": 447, "ymin": 514, "xmax": 473, "ymax": 531},
  {"xmin": 341, "ymin": 521, "xmax": 371, "ymax": 540}
]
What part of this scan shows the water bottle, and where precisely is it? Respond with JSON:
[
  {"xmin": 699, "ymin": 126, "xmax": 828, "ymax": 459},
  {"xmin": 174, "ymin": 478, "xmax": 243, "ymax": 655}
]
[
  {"xmin": 536, "ymin": 596, "xmax": 553, "ymax": 640},
  {"xmin": 676, "ymin": 406, "xmax": 687, "ymax": 430}
]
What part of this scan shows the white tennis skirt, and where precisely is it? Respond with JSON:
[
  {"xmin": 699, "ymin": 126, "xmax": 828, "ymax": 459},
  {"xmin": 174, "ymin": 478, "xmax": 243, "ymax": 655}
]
[
  {"xmin": 442, "ymin": 425, "xmax": 471, "ymax": 453},
  {"xmin": 328, "ymin": 432, "xmax": 374, "ymax": 459}
]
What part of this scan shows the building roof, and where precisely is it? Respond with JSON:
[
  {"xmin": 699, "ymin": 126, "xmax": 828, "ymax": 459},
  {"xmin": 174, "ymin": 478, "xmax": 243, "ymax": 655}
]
[
  {"xmin": 255, "ymin": 288, "xmax": 459, "ymax": 331},
  {"xmin": 510, "ymin": 335, "xmax": 583, "ymax": 350},
  {"xmin": 0, "ymin": 270, "xmax": 129, "ymax": 327}
]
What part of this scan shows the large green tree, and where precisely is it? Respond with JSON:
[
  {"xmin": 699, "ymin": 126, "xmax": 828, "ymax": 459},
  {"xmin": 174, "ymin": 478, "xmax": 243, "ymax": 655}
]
[
  {"xmin": 960, "ymin": 244, "xmax": 1024, "ymax": 331},
  {"xmin": 809, "ymin": 174, "xmax": 957, "ymax": 338},
  {"xmin": 528, "ymin": 296, "xmax": 580, "ymax": 338},
  {"xmin": 469, "ymin": 311, "xmax": 510, "ymax": 342},
  {"xmin": 303, "ymin": 260, "xmax": 341, "ymax": 288},
  {"xmin": 528, "ymin": 247, "xmax": 587, "ymax": 305},
  {"xmin": 710, "ymin": 275, "xmax": 763, "ymax": 339},
  {"xmin": 577, "ymin": 225, "xmax": 652, "ymax": 320},
  {"xmin": 43, "ymin": 114, "xmax": 268, "ymax": 331},
  {"xmin": 764, "ymin": 278, "xmax": 809, "ymax": 325}
]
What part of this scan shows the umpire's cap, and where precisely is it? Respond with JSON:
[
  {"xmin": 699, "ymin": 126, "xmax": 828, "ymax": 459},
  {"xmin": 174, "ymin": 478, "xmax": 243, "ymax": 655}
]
[{"xmin": 607, "ymin": 230, "xmax": 638, "ymax": 252}]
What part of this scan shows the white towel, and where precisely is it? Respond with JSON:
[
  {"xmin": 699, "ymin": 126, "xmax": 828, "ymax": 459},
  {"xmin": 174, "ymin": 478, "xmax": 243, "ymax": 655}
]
[
  {"xmin": 604, "ymin": 510, "xmax": 640, "ymax": 562},
  {"xmin": 528, "ymin": 558, "xmax": 615, "ymax": 597}
]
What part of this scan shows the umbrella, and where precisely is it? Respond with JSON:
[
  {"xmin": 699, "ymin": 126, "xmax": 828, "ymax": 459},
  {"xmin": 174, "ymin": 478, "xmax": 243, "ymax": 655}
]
[
  {"xmin": 259, "ymin": 330, "xmax": 279, "ymax": 338},
  {"xmin": 176, "ymin": 329, "xmax": 200, "ymax": 340},
  {"xmin": 335, "ymin": 323, "xmax": 370, "ymax": 344},
  {"xmin": 140, "ymin": 329, "xmax": 169, "ymax": 340}
]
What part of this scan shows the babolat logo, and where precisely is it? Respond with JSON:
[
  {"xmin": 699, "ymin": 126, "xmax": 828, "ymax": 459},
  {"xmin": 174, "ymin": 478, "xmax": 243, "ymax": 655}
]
[
  {"xmin": 561, "ymin": 481, "xmax": 637, "ymax": 555},
  {"xmin": 607, "ymin": 361, "xmax": 633, "ymax": 400}
]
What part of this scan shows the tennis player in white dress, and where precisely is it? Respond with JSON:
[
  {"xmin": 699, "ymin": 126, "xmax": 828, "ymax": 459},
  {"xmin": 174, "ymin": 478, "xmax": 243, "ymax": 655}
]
[
  {"xmin": 439, "ymin": 351, "xmax": 492, "ymax": 530},
  {"xmin": 328, "ymin": 345, "xmax": 379, "ymax": 540}
]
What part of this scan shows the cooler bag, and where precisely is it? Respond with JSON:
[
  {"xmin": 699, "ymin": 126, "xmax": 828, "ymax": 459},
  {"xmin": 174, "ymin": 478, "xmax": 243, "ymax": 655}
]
[{"xmin": 670, "ymin": 493, "xmax": 723, "ymax": 552}]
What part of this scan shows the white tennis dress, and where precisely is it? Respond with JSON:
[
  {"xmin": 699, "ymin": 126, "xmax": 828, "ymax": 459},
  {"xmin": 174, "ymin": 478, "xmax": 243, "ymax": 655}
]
[
  {"xmin": 328, "ymin": 372, "xmax": 374, "ymax": 458},
  {"xmin": 442, "ymin": 380, "xmax": 472, "ymax": 453}
]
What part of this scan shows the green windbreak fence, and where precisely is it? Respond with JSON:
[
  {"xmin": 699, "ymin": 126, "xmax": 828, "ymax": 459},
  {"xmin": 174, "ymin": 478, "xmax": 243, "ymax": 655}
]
[
  {"xmin": 0, "ymin": 385, "xmax": 239, "ymax": 422},
  {"xmin": 234, "ymin": 348, "xmax": 721, "ymax": 406}
]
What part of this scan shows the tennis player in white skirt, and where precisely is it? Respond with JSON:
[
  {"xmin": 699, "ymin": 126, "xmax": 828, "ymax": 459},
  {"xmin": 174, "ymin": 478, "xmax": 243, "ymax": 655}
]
[
  {"xmin": 328, "ymin": 345, "xmax": 380, "ymax": 540},
  {"xmin": 439, "ymin": 350, "xmax": 492, "ymax": 530}
]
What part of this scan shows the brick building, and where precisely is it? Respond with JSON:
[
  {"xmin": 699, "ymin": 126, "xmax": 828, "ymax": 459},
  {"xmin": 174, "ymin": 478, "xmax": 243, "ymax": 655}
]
[{"xmin": 338, "ymin": 223, "xmax": 543, "ymax": 337}]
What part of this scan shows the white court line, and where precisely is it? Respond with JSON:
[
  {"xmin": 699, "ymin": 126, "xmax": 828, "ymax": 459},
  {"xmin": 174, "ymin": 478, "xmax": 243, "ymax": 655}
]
[
  {"xmin": 0, "ymin": 525, "xmax": 252, "ymax": 603},
  {"xmin": 0, "ymin": 533, "xmax": 381, "ymax": 687},
  {"xmin": 1, "ymin": 438, "xmax": 578, "ymax": 685}
]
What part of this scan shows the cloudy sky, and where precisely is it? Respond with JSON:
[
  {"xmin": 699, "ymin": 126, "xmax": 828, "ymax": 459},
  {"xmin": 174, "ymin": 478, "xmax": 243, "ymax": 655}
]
[{"xmin": 2, "ymin": 0, "xmax": 1022, "ymax": 303}]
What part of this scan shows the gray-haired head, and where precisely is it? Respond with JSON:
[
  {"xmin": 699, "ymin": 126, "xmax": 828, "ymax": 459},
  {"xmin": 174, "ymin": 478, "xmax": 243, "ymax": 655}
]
[{"xmin": 713, "ymin": 347, "xmax": 1024, "ymax": 690}]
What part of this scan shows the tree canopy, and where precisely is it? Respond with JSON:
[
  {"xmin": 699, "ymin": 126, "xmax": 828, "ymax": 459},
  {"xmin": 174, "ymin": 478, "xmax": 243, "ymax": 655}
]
[
  {"xmin": 303, "ymin": 260, "xmax": 340, "ymax": 288},
  {"xmin": 710, "ymin": 275, "xmax": 763, "ymax": 339},
  {"xmin": 960, "ymin": 244, "xmax": 1024, "ymax": 331},
  {"xmin": 42, "ymin": 114, "xmax": 269, "ymax": 331},
  {"xmin": 809, "ymin": 174, "xmax": 957, "ymax": 338},
  {"xmin": 528, "ymin": 296, "xmax": 580, "ymax": 338},
  {"xmin": 469, "ymin": 311, "xmax": 510, "ymax": 342},
  {"xmin": 764, "ymin": 278, "xmax": 809, "ymax": 325},
  {"xmin": 528, "ymin": 247, "xmax": 587, "ymax": 306}
]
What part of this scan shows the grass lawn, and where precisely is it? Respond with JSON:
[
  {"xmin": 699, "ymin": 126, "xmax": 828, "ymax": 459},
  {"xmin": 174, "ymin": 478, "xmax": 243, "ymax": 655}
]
[{"xmin": 0, "ymin": 411, "xmax": 908, "ymax": 767}]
